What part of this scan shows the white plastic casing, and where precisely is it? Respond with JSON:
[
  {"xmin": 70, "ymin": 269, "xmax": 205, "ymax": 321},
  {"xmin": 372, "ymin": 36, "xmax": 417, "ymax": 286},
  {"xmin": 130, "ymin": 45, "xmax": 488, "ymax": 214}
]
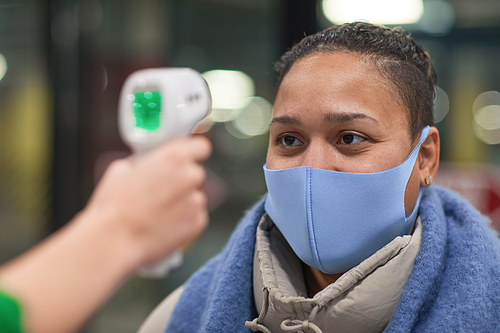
[
  {"xmin": 118, "ymin": 67, "xmax": 211, "ymax": 156},
  {"xmin": 118, "ymin": 68, "xmax": 211, "ymax": 278}
]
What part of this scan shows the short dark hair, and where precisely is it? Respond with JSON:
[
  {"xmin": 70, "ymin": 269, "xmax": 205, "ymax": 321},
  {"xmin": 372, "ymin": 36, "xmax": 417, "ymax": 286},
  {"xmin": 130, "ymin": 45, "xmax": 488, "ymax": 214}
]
[{"xmin": 274, "ymin": 22, "xmax": 436, "ymax": 139}]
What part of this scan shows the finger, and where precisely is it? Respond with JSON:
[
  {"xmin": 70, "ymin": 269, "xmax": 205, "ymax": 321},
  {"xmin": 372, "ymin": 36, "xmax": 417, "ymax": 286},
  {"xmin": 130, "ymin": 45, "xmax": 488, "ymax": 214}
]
[
  {"xmin": 188, "ymin": 163, "xmax": 208, "ymax": 189},
  {"xmin": 184, "ymin": 135, "xmax": 212, "ymax": 162},
  {"xmin": 184, "ymin": 190, "xmax": 209, "ymax": 238},
  {"xmin": 145, "ymin": 136, "xmax": 212, "ymax": 166},
  {"xmin": 162, "ymin": 136, "xmax": 211, "ymax": 162},
  {"xmin": 171, "ymin": 163, "xmax": 207, "ymax": 192}
]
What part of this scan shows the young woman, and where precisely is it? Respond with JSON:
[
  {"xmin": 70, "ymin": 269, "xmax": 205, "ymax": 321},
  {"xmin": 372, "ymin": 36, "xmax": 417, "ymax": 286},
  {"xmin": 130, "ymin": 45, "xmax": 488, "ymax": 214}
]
[{"xmin": 154, "ymin": 22, "xmax": 500, "ymax": 333}]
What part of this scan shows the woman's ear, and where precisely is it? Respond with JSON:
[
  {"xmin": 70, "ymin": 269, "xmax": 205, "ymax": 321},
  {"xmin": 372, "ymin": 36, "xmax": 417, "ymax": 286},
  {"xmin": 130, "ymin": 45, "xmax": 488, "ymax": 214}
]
[{"xmin": 418, "ymin": 126, "xmax": 440, "ymax": 187}]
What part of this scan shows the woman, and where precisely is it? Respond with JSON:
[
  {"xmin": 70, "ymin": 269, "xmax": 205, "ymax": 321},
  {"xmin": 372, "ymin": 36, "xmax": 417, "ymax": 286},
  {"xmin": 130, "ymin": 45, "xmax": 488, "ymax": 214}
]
[{"xmin": 155, "ymin": 22, "xmax": 500, "ymax": 333}]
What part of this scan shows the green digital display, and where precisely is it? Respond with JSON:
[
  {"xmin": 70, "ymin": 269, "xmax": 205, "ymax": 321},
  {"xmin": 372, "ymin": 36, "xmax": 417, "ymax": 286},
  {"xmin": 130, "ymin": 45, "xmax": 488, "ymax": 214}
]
[{"xmin": 133, "ymin": 91, "xmax": 162, "ymax": 131}]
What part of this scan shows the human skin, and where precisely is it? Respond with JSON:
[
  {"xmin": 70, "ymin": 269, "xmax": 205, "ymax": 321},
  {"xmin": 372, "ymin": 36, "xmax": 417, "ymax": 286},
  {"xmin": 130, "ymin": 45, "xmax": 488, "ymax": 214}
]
[
  {"xmin": 266, "ymin": 52, "xmax": 440, "ymax": 295},
  {"xmin": 0, "ymin": 136, "xmax": 211, "ymax": 333}
]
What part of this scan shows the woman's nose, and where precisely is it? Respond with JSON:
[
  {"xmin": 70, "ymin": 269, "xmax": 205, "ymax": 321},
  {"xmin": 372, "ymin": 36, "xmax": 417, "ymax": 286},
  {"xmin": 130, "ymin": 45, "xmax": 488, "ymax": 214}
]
[{"xmin": 300, "ymin": 141, "xmax": 339, "ymax": 171}]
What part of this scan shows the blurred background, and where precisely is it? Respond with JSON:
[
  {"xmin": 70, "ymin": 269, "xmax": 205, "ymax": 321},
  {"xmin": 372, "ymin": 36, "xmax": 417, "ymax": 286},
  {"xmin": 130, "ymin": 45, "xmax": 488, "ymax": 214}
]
[{"xmin": 0, "ymin": 0, "xmax": 499, "ymax": 331}]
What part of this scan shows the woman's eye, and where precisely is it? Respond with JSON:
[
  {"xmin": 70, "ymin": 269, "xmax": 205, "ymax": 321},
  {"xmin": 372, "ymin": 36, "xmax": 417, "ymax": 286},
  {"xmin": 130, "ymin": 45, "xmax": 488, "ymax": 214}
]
[
  {"xmin": 280, "ymin": 135, "xmax": 302, "ymax": 147},
  {"xmin": 339, "ymin": 133, "xmax": 365, "ymax": 145}
]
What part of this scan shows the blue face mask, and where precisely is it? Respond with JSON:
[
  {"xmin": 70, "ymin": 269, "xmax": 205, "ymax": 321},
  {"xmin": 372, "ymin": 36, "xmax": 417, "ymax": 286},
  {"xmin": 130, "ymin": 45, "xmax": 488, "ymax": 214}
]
[{"xmin": 264, "ymin": 126, "xmax": 430, "ymax": 274}]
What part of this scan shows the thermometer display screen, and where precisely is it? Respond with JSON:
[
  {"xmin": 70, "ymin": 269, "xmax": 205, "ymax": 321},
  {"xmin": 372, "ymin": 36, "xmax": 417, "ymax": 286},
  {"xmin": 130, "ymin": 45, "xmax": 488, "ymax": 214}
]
[{"xmin": 133, "ymin": 91, "xmax": 162, "ymax": 131}]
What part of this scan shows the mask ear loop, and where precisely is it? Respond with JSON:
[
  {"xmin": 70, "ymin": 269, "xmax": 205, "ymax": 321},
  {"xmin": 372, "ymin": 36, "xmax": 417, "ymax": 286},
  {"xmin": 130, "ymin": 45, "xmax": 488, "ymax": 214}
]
[
  {"xmin": 403, "ymin": 126, "xmax": 430, "ymax": 224},
  {"xmin": 405, "ymin": 126, "xmax": 431, "ymax": 165}
]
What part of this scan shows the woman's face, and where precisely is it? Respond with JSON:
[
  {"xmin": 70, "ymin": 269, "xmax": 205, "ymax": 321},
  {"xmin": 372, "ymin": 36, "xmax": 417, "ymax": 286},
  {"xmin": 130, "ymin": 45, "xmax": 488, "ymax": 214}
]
[{"xmin": 266, "ymin": 51, "xmax": 423, "ymax": 216}]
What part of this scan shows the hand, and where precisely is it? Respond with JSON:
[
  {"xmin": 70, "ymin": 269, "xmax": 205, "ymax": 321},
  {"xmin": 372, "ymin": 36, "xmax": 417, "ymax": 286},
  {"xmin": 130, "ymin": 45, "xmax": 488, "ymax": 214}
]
[
  {"xmin": 83, "ymin": 135, "xmax": 212, "ymax": 269},
  {"xmin": 0, "ymin": 135, "xmax": 212, "ymax": 333}
]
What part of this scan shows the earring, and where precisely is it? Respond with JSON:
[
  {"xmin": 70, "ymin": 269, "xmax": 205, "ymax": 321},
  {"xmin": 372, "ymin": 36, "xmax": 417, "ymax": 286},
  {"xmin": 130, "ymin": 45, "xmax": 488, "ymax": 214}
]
[{"xmin": 425, "ymin": 175, "xmax": 432, "ymax": 186}]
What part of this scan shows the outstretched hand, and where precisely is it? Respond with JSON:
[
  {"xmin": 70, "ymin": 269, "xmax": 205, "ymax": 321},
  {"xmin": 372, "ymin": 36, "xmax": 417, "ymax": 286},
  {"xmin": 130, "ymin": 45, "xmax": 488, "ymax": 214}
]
[
  {"xmin": 0, "ymin": 135, "xmax": 212, "ymax": 333},
  {"xmin": 84, "ymin": 135, "xmax": 212, "ymax": 269}
]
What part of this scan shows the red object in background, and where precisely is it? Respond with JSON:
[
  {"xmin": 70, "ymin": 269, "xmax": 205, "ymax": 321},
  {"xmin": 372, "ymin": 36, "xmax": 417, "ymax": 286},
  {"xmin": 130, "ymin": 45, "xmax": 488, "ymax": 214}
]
[
  {"xmin": 434, "ymin": 163, "xmax": 500, "ymax": 231},
  {"xmin": 488, "ymin": 184, "xmax": 500, "ymax": 215}
]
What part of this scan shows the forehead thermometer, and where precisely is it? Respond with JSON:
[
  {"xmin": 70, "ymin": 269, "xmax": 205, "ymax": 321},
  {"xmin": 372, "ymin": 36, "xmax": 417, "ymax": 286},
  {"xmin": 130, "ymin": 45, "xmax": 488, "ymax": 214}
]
[
  {"xmin": 118, "ymin": 68, "xmax": 211, "ymax": 278},
  {"xmin": 119, "ymin": 68, "xmax": 211, "ymax": 155}
]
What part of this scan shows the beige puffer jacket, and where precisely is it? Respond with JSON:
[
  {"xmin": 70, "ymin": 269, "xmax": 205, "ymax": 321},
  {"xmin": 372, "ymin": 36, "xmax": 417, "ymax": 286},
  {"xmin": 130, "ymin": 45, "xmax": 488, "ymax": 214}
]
[{"xmin": 247, "ymin": 214, "xmax": 422, "ymax": 333}]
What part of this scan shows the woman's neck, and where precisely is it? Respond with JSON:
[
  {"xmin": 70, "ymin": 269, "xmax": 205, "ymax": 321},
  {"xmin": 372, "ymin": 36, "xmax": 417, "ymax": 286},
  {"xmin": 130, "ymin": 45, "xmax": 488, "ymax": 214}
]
[{"xmin": 302, "ymin": 262, "xmax": 344, "ymax": 297}]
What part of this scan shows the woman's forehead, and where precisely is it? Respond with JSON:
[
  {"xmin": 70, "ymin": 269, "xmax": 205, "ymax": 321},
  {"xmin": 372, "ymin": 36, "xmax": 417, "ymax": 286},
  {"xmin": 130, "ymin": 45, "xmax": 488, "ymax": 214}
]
[{"xmin": 273, "ymin": 52, "xmax": 409, "ymax": 131}]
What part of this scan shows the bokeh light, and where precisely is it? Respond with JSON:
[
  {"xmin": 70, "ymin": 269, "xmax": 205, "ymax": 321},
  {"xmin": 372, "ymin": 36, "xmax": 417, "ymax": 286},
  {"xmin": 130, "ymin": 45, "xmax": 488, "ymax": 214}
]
[
  {"xmin": 321, "ymin": 0, "xmax": 423, "ymax": 25},
  {"xmin": 0, "ymin": 53, "xmax": 7, "ymax": 81},
  {"xmin": 473, "ymin": 122, "xmax": 500, "ymax": 145},
  {"xmin": 417, "ymin": 0, "xmax": 455, "ymax": 35},
  {"xmin": 433, "ymin": 86, "xmax": 450, "ymax": 123},
  {"xmin": 232, "ymin": 97, "xmax": 272, "ymax": 138},
  {"xmin": 199, "ymin": 70, "xmax": 273, "ymax": 139},
  {"xmin": 473, "ymin": 91, "xmax": 500, "ymax": 113},
  {"xmin": 202, "ymin": 70, "xmax": 255, "ymax": 123},
  {"xmin": 474, "ymin": 105, "xmax": 500, "ymax": 131},
  {"xmin": 207, "ymin": 108, "xmax": 239, "ymax": 123},
  {"xmin": 472, "ymin": 91, "xmax": 500, "ymax": 145}
]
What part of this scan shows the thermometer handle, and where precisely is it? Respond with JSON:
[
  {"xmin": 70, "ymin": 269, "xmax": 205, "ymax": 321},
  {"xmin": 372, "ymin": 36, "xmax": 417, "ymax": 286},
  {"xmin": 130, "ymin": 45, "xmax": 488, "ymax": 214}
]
[
  {"xmin": 137, "ymin": 250, "xmax": 183, "ymax": 278},
  {"xmin": 118, "ymin": 67, "xmax": 211, "ymax": 278},
  {"xmin": 134, "ymin": 144, "xmax": 184, "ymax": 279}
]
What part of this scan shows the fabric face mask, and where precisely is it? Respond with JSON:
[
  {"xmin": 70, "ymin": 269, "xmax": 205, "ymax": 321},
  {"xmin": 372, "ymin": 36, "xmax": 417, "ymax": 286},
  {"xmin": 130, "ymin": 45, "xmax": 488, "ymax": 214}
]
[{"xmin": 263, "ymin": 126, "xmax": 430, "ymax": 274}]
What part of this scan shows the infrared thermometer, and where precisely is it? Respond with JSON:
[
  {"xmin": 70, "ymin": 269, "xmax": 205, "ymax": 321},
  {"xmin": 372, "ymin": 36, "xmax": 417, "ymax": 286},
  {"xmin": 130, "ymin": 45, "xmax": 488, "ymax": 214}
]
[{"xmin": 118, "ymin": 68, "xmax": 211, "ymax": 278}]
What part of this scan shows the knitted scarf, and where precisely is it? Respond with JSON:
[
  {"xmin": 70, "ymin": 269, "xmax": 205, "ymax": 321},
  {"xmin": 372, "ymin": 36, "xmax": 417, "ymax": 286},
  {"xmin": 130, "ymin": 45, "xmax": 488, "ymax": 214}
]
[{"xmin": 165, "ymin": 186, "xmax": 500, "ymax": 332}]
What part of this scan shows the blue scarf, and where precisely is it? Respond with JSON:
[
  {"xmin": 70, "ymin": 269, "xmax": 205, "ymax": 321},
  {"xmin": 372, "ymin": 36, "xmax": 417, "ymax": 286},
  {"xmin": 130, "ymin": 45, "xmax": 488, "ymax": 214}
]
[{"xmin": 165, "ymin": 186, "xmax": 500, "ymax": 332}]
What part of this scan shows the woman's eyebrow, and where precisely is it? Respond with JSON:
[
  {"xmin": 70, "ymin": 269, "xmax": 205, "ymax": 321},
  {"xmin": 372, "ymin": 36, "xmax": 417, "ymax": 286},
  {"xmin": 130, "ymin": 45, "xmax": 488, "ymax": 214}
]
[
  {"xmin": 324, "ymin": 112, "xmax": 378, "ymax": 123},
  {"xmin": 271, "ymin": 116, "xmax": 301, "ymax": 125}
]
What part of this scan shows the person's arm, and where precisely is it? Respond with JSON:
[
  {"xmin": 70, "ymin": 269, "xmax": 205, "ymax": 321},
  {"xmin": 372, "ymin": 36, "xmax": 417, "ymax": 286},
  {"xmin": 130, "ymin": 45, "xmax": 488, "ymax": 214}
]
[{"xmin": 0, "ymin": 135, "xmax": 211, "ymax": 333}]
